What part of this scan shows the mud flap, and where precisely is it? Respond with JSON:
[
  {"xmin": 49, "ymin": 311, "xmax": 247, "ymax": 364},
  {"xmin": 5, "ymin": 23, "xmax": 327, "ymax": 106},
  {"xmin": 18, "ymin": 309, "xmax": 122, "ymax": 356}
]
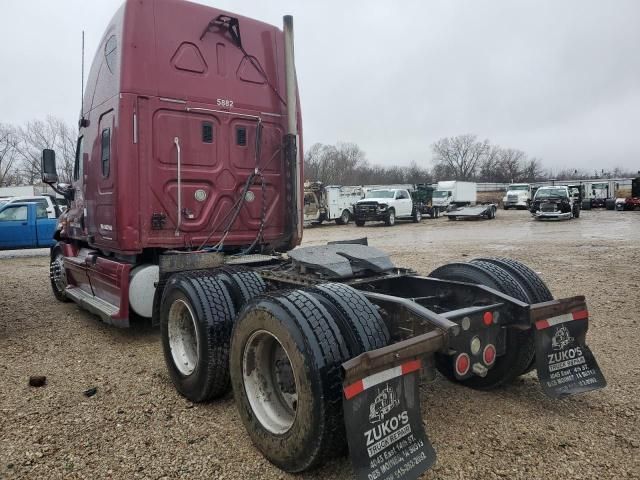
[
  {"xmin": 534, "ymin": 309, "xmax": 606, "ymax": 398},
  {"xmin": 342, "ymin": 359, "xmax": 436, "ymax": 480}
]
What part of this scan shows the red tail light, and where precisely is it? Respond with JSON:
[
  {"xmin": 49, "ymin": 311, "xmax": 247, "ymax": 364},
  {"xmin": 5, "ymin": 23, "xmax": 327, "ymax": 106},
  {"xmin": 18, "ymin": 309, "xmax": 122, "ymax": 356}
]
[
  {"xmin": 483, "ymin": 344, "xmax": 496, "ymax": 366},
  {"xmin": 455, "ymin": 353, "xmax": 470, "ymax": 376},
  {"xmin": 483, "ymin": 311, "xmax": 494, "ymax": 326}
]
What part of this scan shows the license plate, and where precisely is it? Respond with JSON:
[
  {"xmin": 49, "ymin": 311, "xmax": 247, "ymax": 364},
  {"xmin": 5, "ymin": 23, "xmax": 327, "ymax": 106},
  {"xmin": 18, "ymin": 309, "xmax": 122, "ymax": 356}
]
[{"xmin": 342, "ymin": 360, "xmax": 436, "ymax": 480}]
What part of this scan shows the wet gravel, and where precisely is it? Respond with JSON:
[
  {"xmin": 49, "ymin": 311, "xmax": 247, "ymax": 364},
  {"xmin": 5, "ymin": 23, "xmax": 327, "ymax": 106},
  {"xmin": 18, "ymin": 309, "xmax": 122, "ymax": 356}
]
[{"xmin": 0, "ymin": 209, "xmax": 638, "ymax": 479}]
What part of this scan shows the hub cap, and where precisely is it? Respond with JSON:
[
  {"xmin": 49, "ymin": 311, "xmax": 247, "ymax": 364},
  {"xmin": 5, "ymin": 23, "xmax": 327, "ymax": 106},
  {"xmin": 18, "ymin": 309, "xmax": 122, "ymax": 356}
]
[
  {"xmin": 50, "ymin": 253, "xmax": 67, "ymax": 293},
  {"xmin": 243, "ymin": 330, "xmax": 298, "ymax": 434},
  {"xmin": 167, "ymin": 299, "xmax": 199, "ymax": 376}
]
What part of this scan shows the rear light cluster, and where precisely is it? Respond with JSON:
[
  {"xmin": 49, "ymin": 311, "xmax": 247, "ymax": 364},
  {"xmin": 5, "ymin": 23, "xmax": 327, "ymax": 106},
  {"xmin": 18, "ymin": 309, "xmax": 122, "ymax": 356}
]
[{"xmin": 453, "ymin": 310, "xmax": 499, "ymax": 377}]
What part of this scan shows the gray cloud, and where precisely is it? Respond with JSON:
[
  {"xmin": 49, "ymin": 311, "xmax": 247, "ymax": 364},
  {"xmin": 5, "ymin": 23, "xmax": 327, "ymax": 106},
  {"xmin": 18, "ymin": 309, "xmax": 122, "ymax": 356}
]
[{"xmin": 1, "ymin": 0, "xmax": 638, "ymax": 172}]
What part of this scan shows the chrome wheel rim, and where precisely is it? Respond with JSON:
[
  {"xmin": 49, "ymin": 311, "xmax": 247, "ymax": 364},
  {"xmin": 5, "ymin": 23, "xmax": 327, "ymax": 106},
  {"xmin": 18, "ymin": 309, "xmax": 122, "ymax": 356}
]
[
  {"xmin": 50, "ymin": 252, "xmax": 67, "ymax": 293},
  {"xmin": 243, "ymin": 330, "xmax": 298, "ymax": 434},
  {"xmin": 168, "ymin": 299, "xmax": 199, "ymax": 376}
]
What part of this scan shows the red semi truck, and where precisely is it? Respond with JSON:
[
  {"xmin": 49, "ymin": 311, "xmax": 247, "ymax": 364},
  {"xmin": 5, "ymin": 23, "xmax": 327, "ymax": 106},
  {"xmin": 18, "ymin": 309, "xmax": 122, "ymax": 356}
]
[{"xmin": 41, "ymin": 0, "xmax": 605, "ymax": 476}]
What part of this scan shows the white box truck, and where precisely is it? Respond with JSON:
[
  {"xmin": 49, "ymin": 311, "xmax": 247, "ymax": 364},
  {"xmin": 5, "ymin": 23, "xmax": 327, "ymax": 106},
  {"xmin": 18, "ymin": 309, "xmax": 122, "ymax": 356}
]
[{"xmin": 432, "ymin": 181, "xmax": 477, "ymax": 212}]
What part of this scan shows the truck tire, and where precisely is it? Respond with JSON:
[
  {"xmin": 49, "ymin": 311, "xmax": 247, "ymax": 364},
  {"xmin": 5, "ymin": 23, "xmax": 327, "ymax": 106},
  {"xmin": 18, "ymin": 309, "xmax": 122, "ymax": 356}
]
[
  {"xmin": 412, "ymin": 208, "xmax": 422, "ymax": 223},
  {"xmin": 230, "ymin": 290, "xmax": 350, "ymax": 472},
  {"xmin": 581, "ymin": 199, "xmax": 592, "ymax": 210},
  {"xmin": 308, "ymin": 283, "xmax": 390, "ymax": 356},
  {"xmin": 472, "ymin": 257, "xmax": 554, "ymax": 374},
  {"xmin": 212, "ymin": 266, "xmax": 266, "ymax": 312},
  {"xmin": 49, "ymin": 243, "xmax": 70, "ymax": 302},
  {"xmin": 335, "ymin": 209, "xmax": 351, "ymax": 225},
  {"xmin": 160, "ymin": 272, "xmax": 236, "ymax": 402},
  {"xmin": 573, "ymin": 203, "xmax": 580, "ymax": 218},
  {"xmin": 605, "ymin": 199, "xmax": 616, "ymax": 210},
  {"xmin": 355, "ymin": 219, "xmax": 365, "ymax": 227},
  {"xmin": 428, "ymin": 261, "xmax": 535, "ymax": 390},
  {"xmin": 385, "ymin": 208, "xmax": 396, "ymax": 226},
  {"xmin": 471, "ymin": 257, "xmax": 553, "ymax": 304}
]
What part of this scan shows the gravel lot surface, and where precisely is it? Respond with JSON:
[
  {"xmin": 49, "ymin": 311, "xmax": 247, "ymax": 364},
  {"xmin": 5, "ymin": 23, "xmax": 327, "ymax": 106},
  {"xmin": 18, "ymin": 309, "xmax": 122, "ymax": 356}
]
[{"xmin": 1, "ymin": 209, "xmax": 638, "ymax": 479}]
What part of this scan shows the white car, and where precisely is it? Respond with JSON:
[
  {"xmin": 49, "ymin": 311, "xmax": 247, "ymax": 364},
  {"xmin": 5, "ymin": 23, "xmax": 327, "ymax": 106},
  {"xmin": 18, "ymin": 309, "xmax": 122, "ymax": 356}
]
[{"xmin": 354, "ymin": 189, "xmax": 420, "ymax": 226}]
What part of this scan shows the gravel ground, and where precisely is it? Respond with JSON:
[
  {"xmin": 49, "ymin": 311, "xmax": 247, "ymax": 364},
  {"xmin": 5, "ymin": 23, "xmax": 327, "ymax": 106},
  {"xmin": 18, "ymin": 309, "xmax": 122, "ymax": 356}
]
[{"xmin": 0, "ymin": 209, "xmax": 638, "ymax": 479}]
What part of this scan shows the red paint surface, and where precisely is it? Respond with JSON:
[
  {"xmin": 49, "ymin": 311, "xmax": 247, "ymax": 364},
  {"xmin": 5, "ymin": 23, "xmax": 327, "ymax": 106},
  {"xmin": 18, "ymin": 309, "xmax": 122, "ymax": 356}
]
[{"xmin": 63, "ymin": 0, "xmax": 303, "ymax": 255}]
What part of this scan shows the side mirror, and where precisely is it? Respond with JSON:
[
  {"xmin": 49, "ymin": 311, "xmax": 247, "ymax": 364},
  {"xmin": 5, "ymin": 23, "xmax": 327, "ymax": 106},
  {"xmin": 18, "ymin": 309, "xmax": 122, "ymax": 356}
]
[{"xmin": 41, "ymin": 149, "xmax": 58, "ymax": 183}]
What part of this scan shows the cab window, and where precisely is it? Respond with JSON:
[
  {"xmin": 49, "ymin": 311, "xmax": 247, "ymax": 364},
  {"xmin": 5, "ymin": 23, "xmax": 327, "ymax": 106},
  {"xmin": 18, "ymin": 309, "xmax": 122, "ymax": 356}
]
[
  {"xmin": 0, "ymin": 205, "xmax": 28, "ymax": 222},
  {"xmin": 36, "ymin": 201, "xmax": 48, "ymax": 219}
]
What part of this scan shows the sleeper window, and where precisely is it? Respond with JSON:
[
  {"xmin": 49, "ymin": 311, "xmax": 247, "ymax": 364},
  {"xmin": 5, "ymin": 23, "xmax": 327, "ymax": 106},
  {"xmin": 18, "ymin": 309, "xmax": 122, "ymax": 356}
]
[{"xmin": 101, "ymin": 128, "xmax": 111, "ymax": 177}]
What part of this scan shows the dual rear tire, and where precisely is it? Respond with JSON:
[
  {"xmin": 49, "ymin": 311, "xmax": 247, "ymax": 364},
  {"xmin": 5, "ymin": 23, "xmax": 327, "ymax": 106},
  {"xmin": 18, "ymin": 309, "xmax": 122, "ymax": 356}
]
[
  {"xmin": 160, "ymin": 275, "xmax": 389, "ymax": 472},
  {"xmin": 429, "ymin": 257, "xmax": 552, "ymax": 389}
]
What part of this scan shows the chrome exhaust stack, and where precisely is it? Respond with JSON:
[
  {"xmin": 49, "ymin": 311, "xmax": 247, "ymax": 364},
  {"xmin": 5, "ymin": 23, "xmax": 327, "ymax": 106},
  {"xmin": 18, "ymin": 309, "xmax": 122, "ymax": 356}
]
[{"xmin": 283, "ymin": 15, "xmax": 303, "ymax": 245}]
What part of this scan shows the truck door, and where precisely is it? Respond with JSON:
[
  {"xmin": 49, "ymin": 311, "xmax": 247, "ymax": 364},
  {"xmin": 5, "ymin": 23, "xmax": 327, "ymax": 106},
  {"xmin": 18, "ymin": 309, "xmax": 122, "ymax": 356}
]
[
  {"xmin": 395, "ymin": 190, "xmax": 412, "ymax": 216},
  {"xmin": 34, "ymin": 203, "xmax": 56, "ymax": 247},
  {"xmin": 0, "ymin": 204, "xmax": 34, "ymax": 249},
  {"xmin": 85, "ymin": 111, "xmax": 117, "ymax": 246}
]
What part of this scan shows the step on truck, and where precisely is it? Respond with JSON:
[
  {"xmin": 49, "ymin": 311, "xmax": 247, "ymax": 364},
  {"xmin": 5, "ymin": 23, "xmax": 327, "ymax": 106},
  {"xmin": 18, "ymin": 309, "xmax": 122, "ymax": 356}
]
[{"xmin": 41, "ymin": 1, "xmax": 606, "ymax": 477}]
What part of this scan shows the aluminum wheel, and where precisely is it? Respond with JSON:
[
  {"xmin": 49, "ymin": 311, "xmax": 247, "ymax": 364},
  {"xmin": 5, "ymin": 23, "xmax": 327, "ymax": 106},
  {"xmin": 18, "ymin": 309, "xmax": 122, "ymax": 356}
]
[
  {"xmin": 50, "ymin": 252, "xmax": 67, "ymax": 293},
  {"xmin": 243, "ymin": 330, "xmax": 298, "ymax": 435},
  {"xmin": 167, "ymin": 299, "xmax": 200, "ymax": 376}
]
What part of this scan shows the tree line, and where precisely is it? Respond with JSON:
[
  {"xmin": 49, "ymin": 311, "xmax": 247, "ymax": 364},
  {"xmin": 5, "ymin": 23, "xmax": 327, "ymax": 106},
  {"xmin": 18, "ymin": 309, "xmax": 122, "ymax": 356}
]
[
  {"xmin": 1, "ymin": 120, "xmax": 635, "ymax": 189},
  {"xmin": 306, "ymin": 134, "xmax": 637, "ymax": 186}
]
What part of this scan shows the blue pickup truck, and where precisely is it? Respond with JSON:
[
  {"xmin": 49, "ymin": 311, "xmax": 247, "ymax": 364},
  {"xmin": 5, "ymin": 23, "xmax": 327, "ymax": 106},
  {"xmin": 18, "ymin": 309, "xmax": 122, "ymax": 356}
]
[{"xmin": 0, "ymin": 202, "xmax": 57, "ymax": 250}]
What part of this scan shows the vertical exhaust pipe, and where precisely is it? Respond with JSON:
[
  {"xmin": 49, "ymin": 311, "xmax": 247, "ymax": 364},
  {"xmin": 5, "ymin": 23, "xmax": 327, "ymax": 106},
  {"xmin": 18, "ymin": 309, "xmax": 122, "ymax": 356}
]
[{"xmin": 283, "ymin": 15, "xmax": 303, "ymax": 244}]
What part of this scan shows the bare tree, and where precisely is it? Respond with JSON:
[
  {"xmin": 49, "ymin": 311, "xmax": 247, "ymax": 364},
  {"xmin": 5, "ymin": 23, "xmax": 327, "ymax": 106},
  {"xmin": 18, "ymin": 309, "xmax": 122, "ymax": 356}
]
[
  {"xmin": 521, "ymin": 158, "xmax": 544, "ymax": 182},
  {"xmin": 0, "ymin": 124, "xmax": 20, "ymax": 186},
  {"xmin": 499, "ymin": 148, "xmax": 526, "ymax": 182},
  {"xmin": 431, "ymin": 134, "xmax": 490, "ymax": 180},
  {"xmin": 14, "ymin": 116, "xmax": 76, "ymax": 185},
  {"xmin": 304, "ymin": 142, "xmax": 432, "ymax": 186}
]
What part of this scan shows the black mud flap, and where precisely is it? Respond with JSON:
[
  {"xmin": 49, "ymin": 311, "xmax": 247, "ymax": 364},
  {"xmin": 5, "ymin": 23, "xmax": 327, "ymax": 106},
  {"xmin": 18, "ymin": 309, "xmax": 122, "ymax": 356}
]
[
  {"xmin": 343, "ymin": 359, "xmax": 436, "ymax": 480},
  {"xmin": 534, "ymin": 308, "xmax": 606, "ymax": 398}
]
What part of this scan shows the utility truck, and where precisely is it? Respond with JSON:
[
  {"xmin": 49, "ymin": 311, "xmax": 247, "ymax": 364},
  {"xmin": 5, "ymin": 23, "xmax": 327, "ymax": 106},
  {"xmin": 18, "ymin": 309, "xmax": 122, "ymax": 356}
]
[
  {"xmin": 431, "ymin": 180, "xmax": 476, "ymax": 212},
  {"xmin": 303, "ymin": 182, "xmax": 362, "ymax": 225},
  {"xmin": 41, "ymin": 1, "xmax": 605, "ymax": 477},
  {"xmin": 502, "ymin": 183, "xmax": 532, "ymax": 210}
]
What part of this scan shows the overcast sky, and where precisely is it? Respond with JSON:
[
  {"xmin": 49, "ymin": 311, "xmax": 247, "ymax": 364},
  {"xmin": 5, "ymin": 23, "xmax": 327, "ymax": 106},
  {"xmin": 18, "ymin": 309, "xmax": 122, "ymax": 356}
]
[{"xmin": 1, "ymin": 0, "xmax": 639, "ymax": 173}]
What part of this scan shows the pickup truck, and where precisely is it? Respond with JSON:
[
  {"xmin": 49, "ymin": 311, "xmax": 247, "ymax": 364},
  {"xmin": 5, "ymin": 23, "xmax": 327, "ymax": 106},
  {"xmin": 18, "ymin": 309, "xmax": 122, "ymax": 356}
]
[
  {"xmin": 0, "ymin": 202, "xmax": 57, "ymax": 249},
  {"xmin": 354, "ymin": 188, "xmax": 421, "ymax": 226},
  {"xmin": 529, "ymin": 186, "xmax": 580, "ymax": 220}
]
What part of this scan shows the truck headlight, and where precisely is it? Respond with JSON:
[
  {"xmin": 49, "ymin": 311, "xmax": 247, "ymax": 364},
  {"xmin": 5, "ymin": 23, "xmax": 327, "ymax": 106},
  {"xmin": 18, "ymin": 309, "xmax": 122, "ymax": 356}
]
[{"xmin": 378, "ymin": 204, "xmax": 387, "ymax": 210}]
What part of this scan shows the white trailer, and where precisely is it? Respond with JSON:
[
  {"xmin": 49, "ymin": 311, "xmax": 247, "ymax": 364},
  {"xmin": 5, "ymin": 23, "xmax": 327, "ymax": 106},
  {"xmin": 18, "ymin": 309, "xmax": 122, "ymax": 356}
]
[{"xmin": 432, "ymin": 181, "xmax": 477, "ymax": 211}]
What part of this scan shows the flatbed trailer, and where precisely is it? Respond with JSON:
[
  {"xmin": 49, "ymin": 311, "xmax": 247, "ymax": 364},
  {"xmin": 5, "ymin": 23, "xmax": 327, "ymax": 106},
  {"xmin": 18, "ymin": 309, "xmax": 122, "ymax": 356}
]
[
  {"xmin": 444, "ymin": 203, "xmax": 497, "ymax": 220},
  {"xmin": 39, "ymin": 2, "xmax": 605, "ymax": 478}
]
